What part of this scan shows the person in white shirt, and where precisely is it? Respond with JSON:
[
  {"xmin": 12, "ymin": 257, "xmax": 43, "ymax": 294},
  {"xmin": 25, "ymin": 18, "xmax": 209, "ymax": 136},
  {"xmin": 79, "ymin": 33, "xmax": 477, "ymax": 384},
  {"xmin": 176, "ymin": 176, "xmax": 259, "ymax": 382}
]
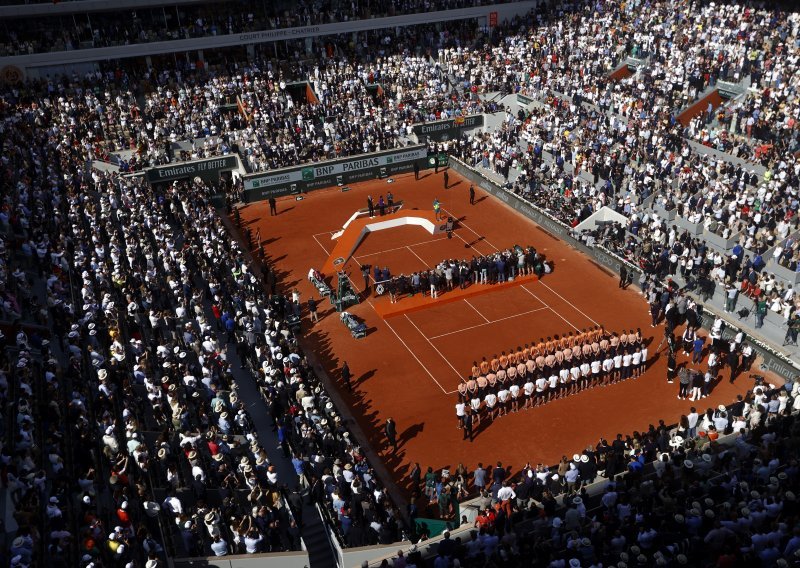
[
  {"xmin": 569, "ymin": 365, "xmax": 581, "ymax": 395},
  {"xmin": 243, "ymin": 531, "xmax": 263, "ymax": 554},
  {"xmin": 523, "ymin": 379, "xmax": 535, "ymax": 409},
  {"xmin": 613, "ymin": 352, "xmax": 623, "ymax": 383},
  {"xmin": 602, "ymin": 356, "xmax": 614, "ymax": 386},
  {"xmin": 631, "ymin": 350, "xmax": 643, "ymax": 378},
  {"xmin": 496, "ymin": 482, "xmax": 516, "ymax": 517},
  {"xmin": 590, "ymin": 359, "xmax": 602, "ymax": 387},
  {"xmin": 210, "ymin": 535, "xmax": 228, "ymax": 556},
  {"xmin": 485, "ymin": 392, "xmax": 497, "ymax": 421},
  {"xmin": 564, "ymin": 464, "xmax": 581, "ymax": 493},
  {"xmin": 558, "ymin": 367, "xmax": 570, "ymax": 398},
  {"xmin": 497, "ymin": 387, "xmax": 509, "ymax": 416},
  {"xmin": 579, "ymin": 361, "xmax": 591, "ymax": 390},
  {"xmin": 535, "ymin": 375, "xmax": 548, "ymax": 406},
  {"xmin": 622, "ymin": 351, "xmax": 633, "ymax": 380},
  {"xmin": 509, "ymin": 383, "xmax": 521, "ymax": 413},
  {"xmin": 687, "ymin": 407, "xmax": 699, "ymax": 438},
  {"xmin": 547, "ymin": 373, "xmax": 558, "ymax": 402},
  {"xmin": 455, "ymin": 399, "xmax": 466, "ymax": 429},
  {"xmin": 470, "ymin": 396, "xmax": 481, "ymax": 426}
]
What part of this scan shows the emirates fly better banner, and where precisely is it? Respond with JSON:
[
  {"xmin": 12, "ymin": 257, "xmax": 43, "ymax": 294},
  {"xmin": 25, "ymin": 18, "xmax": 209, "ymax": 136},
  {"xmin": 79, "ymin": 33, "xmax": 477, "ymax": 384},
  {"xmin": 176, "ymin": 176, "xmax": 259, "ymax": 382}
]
[{"xmin": 243, "ymin": 145, "xmax": 428, "ymax": 202}]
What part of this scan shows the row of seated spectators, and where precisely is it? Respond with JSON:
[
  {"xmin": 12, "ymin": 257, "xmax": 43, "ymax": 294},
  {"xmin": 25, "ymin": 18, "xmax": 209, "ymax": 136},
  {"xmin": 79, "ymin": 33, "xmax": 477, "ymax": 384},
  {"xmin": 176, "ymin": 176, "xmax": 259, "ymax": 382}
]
[{"xmin": 0, "ymin": 0, "xmax": 513, "ymax": 56}]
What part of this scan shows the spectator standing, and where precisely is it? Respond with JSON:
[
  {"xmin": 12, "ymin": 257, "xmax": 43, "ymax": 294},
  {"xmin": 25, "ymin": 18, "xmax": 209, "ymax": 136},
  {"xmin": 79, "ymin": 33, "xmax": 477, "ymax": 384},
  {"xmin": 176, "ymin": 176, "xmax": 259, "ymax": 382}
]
[
  {"xmin": 728, "ymin": 350, "xmax": 739, "ymax": 384},
  {"xmin": 785, "ymin": 312, "xmax": 800, "ymax": 346},
  {"xmin": 308, "ymin": 297, "xmax": 319, "ymax": 323},
  {"xmin": 463, "ymin": 409, "xmax": 474, "ymax": 442},
  {"xmin": 342, "ymin": 361, "xmax": 352, "ymax": 391},
  {"xmin": 385, "ymin": 418, "xmax": 398, "ymax": 452}
]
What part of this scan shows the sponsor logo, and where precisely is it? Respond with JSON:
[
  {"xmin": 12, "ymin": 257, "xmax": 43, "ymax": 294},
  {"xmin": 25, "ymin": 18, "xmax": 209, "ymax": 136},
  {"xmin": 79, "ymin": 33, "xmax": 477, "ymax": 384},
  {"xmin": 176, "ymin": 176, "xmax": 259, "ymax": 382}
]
[
  {"xmin": 593, "ymin": 251, "xmax": 620, "ymax": 272},
  {"xmin": 343, "ymin": 157, "xmax": 380, "ymax": 171},
  {"xmin": 302, "ymin": 167, "xmax": 315, "ymax": 181},
  {"xmin": 421, "ymin": 122, "xmax": 453, "ymax": 134},
  {"xmin": 389, "ymin": 148, "xmax": 427, "ymax": 163},
  {"xmin": 247, "ymin": 172, "xmax": 291, "ymax": 189},
  {"xmin": 239, "ymin": 26, "xmax": 321, "ymax": 42},
  {"xmin": 0, "ymin": 65, "xmax": 23, "ymax": 85},
  {"xmin": 761, "ymin": 358, "xmax": 799, "ymax": 377},
  {"xmin": 333, "ymin": 257, "xmax": 345, "ymax": 265}
]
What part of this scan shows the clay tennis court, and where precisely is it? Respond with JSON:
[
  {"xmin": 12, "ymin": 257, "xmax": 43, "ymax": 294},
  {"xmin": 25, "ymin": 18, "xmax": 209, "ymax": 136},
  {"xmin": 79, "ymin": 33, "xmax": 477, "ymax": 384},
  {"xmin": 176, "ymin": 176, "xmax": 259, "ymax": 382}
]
[{"xmin": 238, "ymin": 167, "xmax": 776, "ymax": 496}]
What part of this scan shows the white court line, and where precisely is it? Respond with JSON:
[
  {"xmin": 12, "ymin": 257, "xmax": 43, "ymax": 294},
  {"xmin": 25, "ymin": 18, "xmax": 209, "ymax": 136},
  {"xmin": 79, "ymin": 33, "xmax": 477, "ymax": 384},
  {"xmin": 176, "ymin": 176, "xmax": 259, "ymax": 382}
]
[
  {"xmin": 520, "ymin": 283, "xmax": 580, "ymax": 332},
  {"xmin": 430, "ymin": 305, "xmax": 549, "ymax": 339},
  {"xmin": 352, "ymin": 236, "xmax": 449, "ymax": 260},
  {"xmin": 464, "ymin": 299, "xmax": 490, "ymax": 323},
  {"xmin": 382, "ymin": 315, "xmax": 451, "ymax": 395},
  {"xmin": 448, "ymin": 223, "xmax": 492, "ymax": 256},
  {"xmin": 312, "ymin": 233, "xmax": 331, "ymax": 256},
  {"xmin": 404, "ymin": 314, "xmax": 464, "ymax": 382},
  {"xmin": 443, "ymin": 207, "xmax": 501, "ymax": 252},
  {"xmin": 340, "ymin": 272, "xmax": 450, "ymax": 395},
  {"xmin": 406, "ymin": 246, "xmax": 429, "ymax": 266},
  {"xmin": 540, "ymin": 281, "xmax": 600, "ymax": 327},
  {"xmin": 312, "ymin": 230, "xmax": 338, "ymax": 238}
]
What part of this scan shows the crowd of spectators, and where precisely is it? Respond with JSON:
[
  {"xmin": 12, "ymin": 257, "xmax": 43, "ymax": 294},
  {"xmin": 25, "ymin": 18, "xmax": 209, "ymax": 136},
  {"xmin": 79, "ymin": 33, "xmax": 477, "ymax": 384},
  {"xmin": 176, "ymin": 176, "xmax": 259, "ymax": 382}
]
[
  {"xmin": 2, "ymin": 0, "xmax": 800, "ymax": 566},
  {"xmin": 0, "ymin": 80, "xmax": 408, "ymax": 565},
  {"xmin": 0, "ymin": 0, "xmax": 512, "ymax": 56},
  {"xmin": 6, "ymin": 16, "xmax": 504, "ymax": 173}
]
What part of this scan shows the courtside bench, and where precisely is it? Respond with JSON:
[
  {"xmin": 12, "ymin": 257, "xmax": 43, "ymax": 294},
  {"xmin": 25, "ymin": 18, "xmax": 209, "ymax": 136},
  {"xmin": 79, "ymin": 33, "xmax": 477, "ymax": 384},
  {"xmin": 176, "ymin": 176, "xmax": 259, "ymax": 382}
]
[
  {"xmin": 310, "ymin": 274, "xmax": 332, "ymax": 297},
  {"xmin": 308, "ymin": 267, "xmax": 331, "ymax": 297},
  {"xmin": 340, "ymin": 311, "xmax": 367, "ymax": 339}
]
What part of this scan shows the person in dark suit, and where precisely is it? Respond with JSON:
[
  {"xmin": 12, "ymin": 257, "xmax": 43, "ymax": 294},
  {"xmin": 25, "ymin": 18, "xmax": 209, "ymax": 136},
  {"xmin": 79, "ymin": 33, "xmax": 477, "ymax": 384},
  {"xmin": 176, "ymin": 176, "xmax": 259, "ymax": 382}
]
[
  {"xmin": 361, "ymin": 265, "xmax": 370, "ymax": 294},
  {"xmin": 409, "ymin": 462, "xmax": 421, "ymax": 491},
  {"xmin": 384, "ymin": 418, "xmax": 397, "ymax": 452},
  {"xmin": 469, "ymin": 184, "xmax": 475, "ymax": 205},
  {"xmin": 463, "ymin": 409, "xmax": 474, "ymax": 442},
  {"xmin": 181, "ymin": 521, "xmax": 200, "ymax": 556},
  {"xmin": 367, "ymin": 196, "xmax": 375, "ymax": 218},
  {"xmin": 728, "ymin": 349, "xmax": 739, "ymax": 383},
  {"xmin": 443, "ymin": 169, "xmax": 449, "ymax": 189},
  {"xmin": 414, "ymin": 161, "xmax": 420, "ymax": 180},
  {"xmin": 269, "ymin": 197, "xmax": 277, "ymax": 216},
  {"xmin": 341, "ymin": 362, "xmax": 352, "ymax": 391}
]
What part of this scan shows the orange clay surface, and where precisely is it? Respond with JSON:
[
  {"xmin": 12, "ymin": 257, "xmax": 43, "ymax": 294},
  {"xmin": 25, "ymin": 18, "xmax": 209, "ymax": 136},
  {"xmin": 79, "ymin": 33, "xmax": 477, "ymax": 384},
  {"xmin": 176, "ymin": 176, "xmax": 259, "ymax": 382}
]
[{"xmin": 238, "ymin": 168, "xmax": 778, "ymax": 494}]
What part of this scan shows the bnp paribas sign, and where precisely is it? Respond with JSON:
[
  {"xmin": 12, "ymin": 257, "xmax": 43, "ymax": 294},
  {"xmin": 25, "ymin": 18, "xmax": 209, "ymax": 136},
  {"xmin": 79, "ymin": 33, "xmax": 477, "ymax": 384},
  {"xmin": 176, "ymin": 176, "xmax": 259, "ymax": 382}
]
[{"xmin": 242, "ymin": 146, "xmax": 428, "ymax": 203}]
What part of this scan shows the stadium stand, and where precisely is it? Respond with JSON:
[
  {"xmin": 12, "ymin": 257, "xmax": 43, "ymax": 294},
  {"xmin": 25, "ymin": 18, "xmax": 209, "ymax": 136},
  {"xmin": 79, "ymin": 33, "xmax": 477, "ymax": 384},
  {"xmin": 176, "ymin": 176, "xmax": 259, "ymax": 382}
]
[{"xmin": 1, "ymin": 0, "xmax": 800, "ymax": 566}]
